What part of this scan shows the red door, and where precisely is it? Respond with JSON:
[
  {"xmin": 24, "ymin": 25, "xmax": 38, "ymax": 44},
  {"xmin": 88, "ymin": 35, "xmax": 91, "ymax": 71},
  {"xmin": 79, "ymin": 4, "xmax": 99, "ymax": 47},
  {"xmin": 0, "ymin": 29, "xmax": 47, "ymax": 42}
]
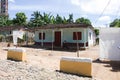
[{"xmin": 54, "ymin": 31, "xmax": 61, "ymax": 46}]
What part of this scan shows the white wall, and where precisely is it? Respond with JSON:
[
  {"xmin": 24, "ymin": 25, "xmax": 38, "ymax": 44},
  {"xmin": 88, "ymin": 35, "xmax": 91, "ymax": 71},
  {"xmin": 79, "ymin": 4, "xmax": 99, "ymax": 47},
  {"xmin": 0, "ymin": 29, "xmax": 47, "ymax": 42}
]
[
  {"xmin": 34, "ymin": 29, "xmax": 54, "ymax": 42},
  {"xmin": 62, "ymin": 28, "xmax": 88, "ymax": 43},
  {"xmin": 100, "ymin": 28, "xmax": 120, "ymax": 61},
  {"xmin": 88, "ymin": 28, "xmax": 95, "ymax": 47},
  {"xmin": 34, "ymin": 28, "xmax": 91, "ymax": 47}
]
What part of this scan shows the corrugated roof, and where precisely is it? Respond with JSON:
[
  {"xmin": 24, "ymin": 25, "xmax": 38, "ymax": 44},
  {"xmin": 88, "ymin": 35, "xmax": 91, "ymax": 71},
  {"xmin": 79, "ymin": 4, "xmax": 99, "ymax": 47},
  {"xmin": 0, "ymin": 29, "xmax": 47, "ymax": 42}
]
[
  {"xmin": 35, "ymin": 23, "xmax": 94, "ymax": 31},
  {"xmin": 0, "ymin": 23, "xmax": 94, "ymax": 32},
  {"xmin": 0, "ymin": 26, "xmax": 25, "ymax": 31}
]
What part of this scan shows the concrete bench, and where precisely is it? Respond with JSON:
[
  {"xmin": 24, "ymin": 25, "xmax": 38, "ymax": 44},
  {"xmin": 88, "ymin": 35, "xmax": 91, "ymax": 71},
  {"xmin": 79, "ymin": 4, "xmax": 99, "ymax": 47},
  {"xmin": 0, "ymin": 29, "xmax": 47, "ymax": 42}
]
[
  {"xmin": 60, "ymin": 57, "xmax": 92, "ymax": 77},
  {"xmin": 7, "ymin": 48, "xmax": 26, "ymax": 61}
]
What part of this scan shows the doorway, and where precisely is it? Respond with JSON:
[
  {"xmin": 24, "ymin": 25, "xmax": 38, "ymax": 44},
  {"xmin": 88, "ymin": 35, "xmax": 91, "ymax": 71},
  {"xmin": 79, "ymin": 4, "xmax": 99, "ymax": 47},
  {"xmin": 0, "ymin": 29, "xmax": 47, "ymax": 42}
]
[{"xmin": 54, "ymin": 31, "xmax": 61, "ymax": 46}]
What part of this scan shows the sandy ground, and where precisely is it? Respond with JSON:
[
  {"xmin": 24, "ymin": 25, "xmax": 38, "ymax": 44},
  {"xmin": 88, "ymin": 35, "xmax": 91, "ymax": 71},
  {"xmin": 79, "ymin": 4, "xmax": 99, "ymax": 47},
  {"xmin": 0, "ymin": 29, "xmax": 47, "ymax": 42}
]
[{"xmin": 0, "ymin": 42, "xmax": 120, "ymax": 80}]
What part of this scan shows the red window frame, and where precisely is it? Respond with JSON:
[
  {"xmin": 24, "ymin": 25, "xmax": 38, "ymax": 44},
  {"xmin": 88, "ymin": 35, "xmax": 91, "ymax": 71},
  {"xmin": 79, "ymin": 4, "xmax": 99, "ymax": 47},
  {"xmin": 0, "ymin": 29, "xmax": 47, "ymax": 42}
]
[
  {"xmin": 39, "ymin": 32, "xmax": 45, "ymax": 40},
  {"xmin": 73, "ymin": 32, "xmax": 82, "ymax": 40}
]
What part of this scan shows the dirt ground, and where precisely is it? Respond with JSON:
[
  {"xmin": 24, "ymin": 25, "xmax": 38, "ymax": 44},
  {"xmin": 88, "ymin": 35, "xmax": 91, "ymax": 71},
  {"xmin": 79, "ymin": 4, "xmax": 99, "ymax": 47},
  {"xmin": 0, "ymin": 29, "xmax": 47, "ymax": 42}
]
[{"xmin": 0, "ymin": 42, "xmax": 120, "ymax": 80}]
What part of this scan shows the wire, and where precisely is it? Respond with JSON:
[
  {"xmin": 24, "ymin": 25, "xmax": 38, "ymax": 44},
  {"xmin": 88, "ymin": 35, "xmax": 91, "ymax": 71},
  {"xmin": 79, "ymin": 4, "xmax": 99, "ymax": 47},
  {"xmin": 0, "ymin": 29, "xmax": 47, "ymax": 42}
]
[{"xmin": 95, "ymin": 0, "xmax": 111, "ymax": 24}]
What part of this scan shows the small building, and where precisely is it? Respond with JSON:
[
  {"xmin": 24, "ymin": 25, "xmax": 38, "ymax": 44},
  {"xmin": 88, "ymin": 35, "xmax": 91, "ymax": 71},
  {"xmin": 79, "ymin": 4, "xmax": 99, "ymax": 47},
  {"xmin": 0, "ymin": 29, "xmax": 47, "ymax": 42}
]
[
  {"xmin": 0, "ymin": 26, "xmax": 32, "ymax": 43},
  {"xmin": 100, "ymin": 28, "xmax": 120, "ymax": 61},
  {"xmin": 34, "ymin": 24, "xmax": 96, "ymax": 49}
]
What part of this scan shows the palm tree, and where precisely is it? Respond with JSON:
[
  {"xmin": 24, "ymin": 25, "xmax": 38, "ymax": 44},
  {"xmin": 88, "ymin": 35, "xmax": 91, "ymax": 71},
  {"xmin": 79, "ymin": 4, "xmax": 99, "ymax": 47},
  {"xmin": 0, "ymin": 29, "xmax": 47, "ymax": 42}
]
[
  {"xmin": 30, "ymin": 11, "xmax": 44, "ymax": 27},
  {"xmin": 42, "ymin": 12, "xmax": 53, "ymax": 25},
  {"xmin": 55, "ymin": 14, "xmax": 63, "ymax": 24},
  {"xmin": 29, "ymin": 11, "xmax": 54, "ymax": 27},
  {"xmin": 63, "ymin": 17, "xmax": 68, "ymax": 24},
  {"xmin": 51, "ymin": 16, "xmax": 56, "ymax": 24},
  {"xmin": 67, "ymin": 14, "xmax": 74, "ymax": 23}
]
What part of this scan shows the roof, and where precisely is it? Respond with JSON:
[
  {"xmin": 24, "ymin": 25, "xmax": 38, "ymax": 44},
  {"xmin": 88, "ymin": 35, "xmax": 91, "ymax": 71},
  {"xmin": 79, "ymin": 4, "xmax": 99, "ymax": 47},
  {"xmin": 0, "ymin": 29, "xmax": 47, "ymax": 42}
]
[
  {"xmin": 0, "ymin": 24, "xmax": 94, "ymax": 32},
  {"xmin": 34, "ymin": 23, "xmax": 94, "ymax": 31},
  {"xmin": 0, "ymin": 26, "xmax": 25, "ymax": 31}
]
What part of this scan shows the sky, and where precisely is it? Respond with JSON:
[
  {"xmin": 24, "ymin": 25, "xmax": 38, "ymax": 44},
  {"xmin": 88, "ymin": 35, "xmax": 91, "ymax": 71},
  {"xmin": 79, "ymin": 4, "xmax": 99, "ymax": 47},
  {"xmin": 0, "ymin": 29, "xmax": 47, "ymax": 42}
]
[{"xmin": 8, "ymin": 0, "xmax": 120, "ymax": 27}]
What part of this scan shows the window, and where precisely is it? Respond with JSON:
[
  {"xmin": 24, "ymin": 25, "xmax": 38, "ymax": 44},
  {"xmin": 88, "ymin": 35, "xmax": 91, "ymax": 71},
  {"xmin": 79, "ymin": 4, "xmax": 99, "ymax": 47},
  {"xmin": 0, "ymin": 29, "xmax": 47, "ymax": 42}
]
[
  {"xmin": 73, "ymin": 32, "xmax": 82, "ymax": 40},
  {"xmin": 39, "ymin": 32, "xmax": 45, "ymax": 40}
]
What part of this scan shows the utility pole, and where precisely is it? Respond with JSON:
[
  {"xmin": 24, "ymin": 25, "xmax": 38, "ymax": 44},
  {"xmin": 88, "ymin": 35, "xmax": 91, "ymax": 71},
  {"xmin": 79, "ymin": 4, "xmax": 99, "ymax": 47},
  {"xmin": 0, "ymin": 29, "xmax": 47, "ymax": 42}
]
[{"xmin": 76, "ymin": 32, "xmax": 79, "ymax": 57}]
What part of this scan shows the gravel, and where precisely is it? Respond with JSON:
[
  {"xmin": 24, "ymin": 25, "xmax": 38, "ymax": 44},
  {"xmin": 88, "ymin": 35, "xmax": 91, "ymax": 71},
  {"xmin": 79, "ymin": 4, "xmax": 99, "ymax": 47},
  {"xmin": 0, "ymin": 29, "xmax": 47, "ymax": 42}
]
[{"xmin": 0, "ymin": 60, "xmax": 96, "ymax": 80}]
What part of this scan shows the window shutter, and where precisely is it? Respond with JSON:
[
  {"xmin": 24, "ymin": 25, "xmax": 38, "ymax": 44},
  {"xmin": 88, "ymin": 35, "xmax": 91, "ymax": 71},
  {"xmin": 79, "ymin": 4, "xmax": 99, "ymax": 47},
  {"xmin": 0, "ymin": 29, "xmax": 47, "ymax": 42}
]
[
  {"xmin": 39, "ymin": 33, "xmax": 41, "ymax": 40},
  {"xmin": 43, "ymin": 33, "xmax": 45, "ymax": 40},
  {"xmin": 78, "ymin": 32, "xmax": 82, "ymax": 40},
  {"xmin": 73, "ymin": 32, "xmax": 82, "ymax": 40},
  {"xmin": 73, "ymin": 32, "xmax": 76, "ymax": 40}
]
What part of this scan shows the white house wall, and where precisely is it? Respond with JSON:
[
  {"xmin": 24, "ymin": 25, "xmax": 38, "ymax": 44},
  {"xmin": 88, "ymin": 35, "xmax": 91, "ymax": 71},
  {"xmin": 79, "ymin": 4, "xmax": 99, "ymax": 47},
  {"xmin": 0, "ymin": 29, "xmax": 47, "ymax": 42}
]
[
  {"xmin": 62, "ymin": 28, "xmax": 88, "ymax": 43},
  {"xmin": 34, "ymin": 28, "xmax": 89, "ymax": 47},
  {"xmin": 100, "ymin": 28, "xmax": 120, "ymax": 61},
  {"xmin": 88, "ymin": 28, "xmax": 95, "ymax": 47},
  {"xmin": 34, "ymin": 29, "xmax": 54, "ymax": 42}
]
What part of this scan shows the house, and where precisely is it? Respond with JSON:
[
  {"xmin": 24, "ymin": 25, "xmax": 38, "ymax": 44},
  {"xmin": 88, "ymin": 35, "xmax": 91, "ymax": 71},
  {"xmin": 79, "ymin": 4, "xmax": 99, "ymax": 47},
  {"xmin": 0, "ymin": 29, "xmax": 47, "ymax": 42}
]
[
  {"xmin": 0, "ymin": 26, "xmax": 25, "ymax": 42},
  {"xmin": 0, "ymin": 26, "xmax": 19, "ymax": 42},
  {"xmin": 0, "ymin": 26, "xmax": 33, "ymax": 43},
  {"xmin": 0, "ymin": 26, "xmax": 25, "ymax": 36},
  {"xmin": 34, "ymin": 23, "xmax": 96, "ymax": 49}
]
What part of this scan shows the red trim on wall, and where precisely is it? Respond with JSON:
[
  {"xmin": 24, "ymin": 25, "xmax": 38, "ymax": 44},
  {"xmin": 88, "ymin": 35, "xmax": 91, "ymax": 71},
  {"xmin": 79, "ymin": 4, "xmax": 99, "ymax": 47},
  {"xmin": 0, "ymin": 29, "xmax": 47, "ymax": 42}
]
[
  {"xmin": 63, "ymin": 43, "xmax": 84, "ymax": 47},
  {"xmin": 35, "ymin": 42, "xmax": 88, "ymax": 47},
  {"xmin": 35, "ymin": 42, "xmax": 41, "ymax": 45},
  {"xmin": 43, "ymin": 42, "xmax": 52, "ymax": 46}
]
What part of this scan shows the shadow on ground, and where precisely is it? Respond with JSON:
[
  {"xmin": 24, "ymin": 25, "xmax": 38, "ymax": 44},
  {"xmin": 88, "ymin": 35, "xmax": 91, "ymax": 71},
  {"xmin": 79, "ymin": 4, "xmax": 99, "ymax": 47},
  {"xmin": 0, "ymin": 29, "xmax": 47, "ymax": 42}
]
[
  {"xmin": 21, "ymin": 44, "xmax": 85, "ymax": 52},
  {"xmin": 55, "ymin": 70, "xmax": 92, "ymax": 78},
  {"xmin": 93, "ymin": 59, "xmax": 120, "ymax": 72}
]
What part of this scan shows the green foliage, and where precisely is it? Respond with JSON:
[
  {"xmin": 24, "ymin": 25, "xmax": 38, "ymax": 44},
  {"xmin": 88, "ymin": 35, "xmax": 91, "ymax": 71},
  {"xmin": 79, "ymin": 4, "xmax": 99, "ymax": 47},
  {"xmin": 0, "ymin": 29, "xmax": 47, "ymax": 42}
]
[
  {"xmin": 75, "ymin": 17, "xmax": 91, "ymax": 25},
  {"xmin": 0, "ymin": 15, "xmax": 13, "ymax": 27},
  {"xmin": 63, "ymin": 17, "xmax": 68, "ymax": 24},
  {"xmin": 94, "ymin": 29, "xmax": 99, "ymax": 36},
  {"xmin": 67, "ymin": 14, "xmax": 74, "ymax": 23},
  {"xmin": 94, "ymin": 29, "xmax": 99, "ymax": 45},
  {"xmin": 30, "ymin": 11, "xmax": 44, "ymax": 27},
  {"xmin": 6, "ymin": 19, "xmax": 13, "ymax": 26},
  {"xmin": 6, "ymin": 36, "xmax": 13, "ymax": 42},
  {"xmin": 55, "ymin": 14, "xmax": 63, "ymax": 24},
  {"xmin": 0, "ymin": 16, "xmax": 8, "ymax": 27},
  {"xmin": 13, "ymin": 12, "xmax": 27, "ymax": 26},
  {"xmin": 43, "ymin": 12, "xmax": 53, "ymax": 24},
  {"xmin": 0, "ymin": 35, "xmax": 4, "ymax": 42},
  {"xmin": 0, "ymin": 11, "xmax": 92, "ymax": 27},
  {"xmin": 29, "ymin": 11, "xmax": 53, "ymax": 27},
  {"xmin": 28, "ymin": 11, "xmax": 92, "ymax": 27},
  {"xmin": 23, "ymin": 34, "xmax": 26, "ymax": 41},
  {"xmin": 51, "ymin": 16, "xmax": 56, "ymax": 24},
  {"xmin": 110, "ymin": 19, "xmax": 120, "ymax": 27}
]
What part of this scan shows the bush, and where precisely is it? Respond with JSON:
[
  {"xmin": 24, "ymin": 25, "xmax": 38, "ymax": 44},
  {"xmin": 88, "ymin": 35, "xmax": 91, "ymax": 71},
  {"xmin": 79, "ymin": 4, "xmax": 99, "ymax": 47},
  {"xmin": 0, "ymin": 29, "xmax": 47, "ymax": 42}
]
[{"xmin": 0, "ymin": 35, "xmax": 5, "ymax": 42}]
